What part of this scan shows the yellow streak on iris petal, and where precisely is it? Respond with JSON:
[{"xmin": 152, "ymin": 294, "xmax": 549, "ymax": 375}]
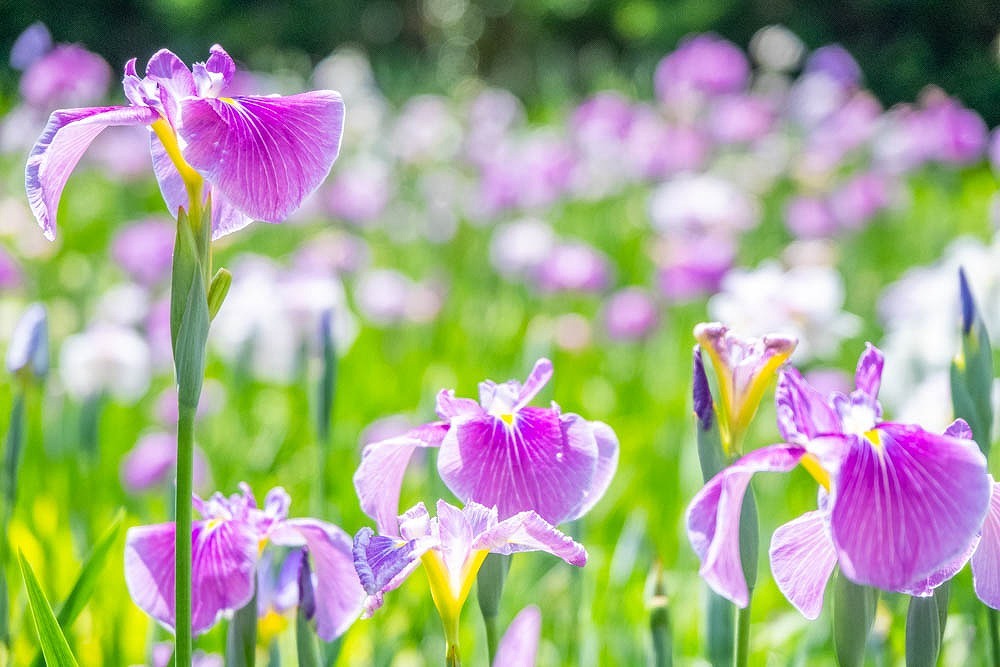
[
  {"xmin": 800, "ymin": 453, "xmax": 831, "ymax": 492},
  {"xmin": 421, "ymin": 549, "xmax": 489, "ymax": 645},
  {"xmin": 865, "ymin": 429, "xmax": 882, "ymax": 449},
  {"xmin": 500, "ymin": 413, "xmax": 514, "ymax": 426},
  {"xmin": 258, "ymin": 608, "xmax": 288, "ymax": 644},
  {"xmin": 150, "ymin": 117, "xmax": 203, "ymax": 192}
]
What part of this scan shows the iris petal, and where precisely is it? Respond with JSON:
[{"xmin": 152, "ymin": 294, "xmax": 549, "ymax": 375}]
[
  {"xmin": 25, "ymin": 105, "xmax": 159, "ymax": 239},
  {"xmin": 472, "ymin": 506, "xmax": 587, "ymax": 567},
  {"xmin": 493, "ymin": 606, "xmax": 542, "ymax": 667},
  {"xmin": 972, "ymin": 480, "xmax": 1000, "ymax": 609},
  {"xmin": 830, "ymin": 423, "xmax": 990, "ymax": 591},
  {"xmin": 853, "ymin": 343, "xmax": 884, "ymax": 401},
  {"xmin": 566, "ymin": 418, "xmax": 619, "ymax": 521},
  {"xmin": 352, "ymin": 527, "xmax": 428, "ymax": 601},
  {"xmin": 438, "ymin": 406, "xmax": 597, "ymax": 524},
  {"xmin": 123, "ymin": 518, "xmax": 258, "ymax": 635},
  {"xmin": 775, "ymin": 368, "xmax": 840, "ymax": 444},
  {"xmin": 177, "ymin": 91, "xmax": 345, "ymax": 224},
  {"xmin": 769, "ymin": 511, "xmax": 837, "ymax": 619},
  {"xmin": 286, "ymin": 518, "xmax": 365, "ymax": 641},
  {"xmin": 686, "ymin": 443, "xmax": 805, "ymax": 607},
  {"xmin": 354, "ymin": 435, "xmax": 441, "ymax": 535}
]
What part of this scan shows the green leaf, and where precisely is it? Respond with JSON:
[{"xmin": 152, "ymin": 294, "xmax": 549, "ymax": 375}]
[
  {"xmin": 833, "ymin": 571, "xmax": 878, "ymax": 667},
  {"xmin": 28, "ymin": 511, "xmax": 124, "ymax": 667},
  {"xmin": 705, "ymin": 590, "xmax": 733, "ymax": 667},
  {"xmin": 952, "ymin": 271, "xmax": 994, "ymax": 455},
  {"xmin": 738, "ymin": 489, "xmax": 759, "ymax": 590},
  {"xmin": 174, "ymin": 265, "xmax": 210, "ymax": 410},
  {"xmin": 3, "ymin": 393, "xmax": 25, "ymax": 514},
  {"xmin": 207, "ymin": 267, "xmax": 233, "ymax": 322},
  {"xmin": 905, "ymin": 582, "xmax": 949, "ymax": 667},
  {"xmin": 316, "ymin": 309, "xmax": 338, "ymax": 443},
  {"xmin": 295, "ymin": 606, "xmax": 321, "ymax": 667},
  {"xmin": 18, "ymin": 552, "xmax": 79, "ymax": 667},
  {"xmin": 649, "ymin": 565, "xmax": 672, "ymax": 667},
  {"xmin": 225, "ymin": 592, "xmax": 257, "ymax": 667}
]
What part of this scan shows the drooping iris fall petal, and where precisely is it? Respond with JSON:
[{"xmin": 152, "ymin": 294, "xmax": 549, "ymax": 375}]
[{"xmin": 769, "ymin": 510, "xmax": 837, "ymax": 620}]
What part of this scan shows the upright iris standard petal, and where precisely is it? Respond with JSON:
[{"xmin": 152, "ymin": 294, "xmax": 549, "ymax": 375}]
[
  {"xmin": 124, "ymin": 519, "xmax": 258, "ymax": 634},
  {"xmin": 830, "ymin": 424, "xmax": 990, "ymax": 591},
  {"xmin": 775, "ymin": 368, "xmax": 841, "ymax": 444},
  {"xmin": 283, "ymin": 519, "xmax": 365, "ymax": 641},
  {"xmin": 354, "ymin": 433, "xmax": 444, "ymax": 535},
  {"xmin": 25, "ymin": 106, "xmax": 160, "ymax": 239},
  {"xmin": 769, "ymin": 510, "xmax": 838, "ymax": 619},
  {"xmin": 972, "ymin": 479, "xmax": 1000, "ymax": 608},
  {"xmin": 852, "ymin": 343, "xmax": 884, "ymax": 400},
  {"xmin": 686, "ymin": 443, "xmax": 805, "ymax": 606},
  {"xmin": 177, "ymin": 92, "xmax": 345, "ymax": 223}
]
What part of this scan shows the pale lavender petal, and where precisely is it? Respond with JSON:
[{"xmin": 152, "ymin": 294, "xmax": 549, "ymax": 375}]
[
  {"xmin": 902, "ymin": 535, "xmax": 978, "ymax": 597},
  {"xmin": 493, "ymin": 605, "xmax": 541, "ymax": 667},
  {"xmin": 513, "ymin": 358, "xmax": 553, "ymax": 410},
  {"xmin": 972, "ymin": 480, "xmax": 1000, "ymax": 608},
  {"xmin": 208, "ymin": 188, "xmax": 256, "ymax": 239},
  {"xmin": 124, "ymin": 518, "xmax": 258, "ymax": 634},
  {"xmin": 853, "ymin": 343, "xmax": 884, "ymax": 401},
  {"xmin": 144, "ymin": 49, "xmax": 196, "ymax": 126},
  {"xmin": 352, "ymin": 527, "xmax": 428, "ymax": 599},
  {"xmin": 193, "ymin": 44, "xmax": 235, "ymax": 98},
  {"xmin": 437, "ymin": 500, "xmax": 488, "ymax": 575},
  {"xmin": 149, "ymin": 131, "xmax": 187, "ymax": 216},
  {"xmin": 473, "ymin": 508, "xmax": 586, "ymax": 566},
  {"xmin": 944, "ymin": 418, "xmax": 973, "ymax": 441},
  {"xmin": 354, "ymin": 435, "xmax": 440, "ymax": 535},
  {"xmin": 686, "ymin": 443, "xmax": 805, "ymax": 606},
  {"xmin": 25, "ymin": 106, "xmax": 160, "ymax": 239},
  {"xmin": 775, "ymin": 368, "xmax": 840, "ymax": 443},
  {"xmin": 438, "ymin": 406, "xmax": 598, "ymax": 524},
  {"xmin": 769, "ymin": 511, "xmax": 837, "ymax": 619},
  {"xmin": 831, "ymin": 423, "xmax": 990, "ymax": 591},
  {"xmin": 178, "ymin": 91, "xmax": 345, "ymax": 223},
  {"xmin": 566, "ymin": 418, "xmax": 619, "ymax": 521},
  {"xmin": 287, "ymin": 518, "xmax": 364, "ymax": 640},
  {"xmin": 436, "ymin": 389, "xmax": 483, "ymax": 420}
]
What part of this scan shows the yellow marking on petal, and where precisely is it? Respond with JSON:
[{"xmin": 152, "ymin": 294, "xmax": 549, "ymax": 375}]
[
  {"xmin": 150, "ymin": 118, "xmax": 202, "ymax": 190},
  {"xmin": 800, "ymin": 453, "xmax": 831, "ymax": 492},
  {"xmin": 258, "ymin": 537, "xmax": 268, "ymax": 556},
  {"xmin": 258, "ymin": 608, "xmax": 289, "ymax": 644},
  {"xmin": 421, "ymin": 549, "xmax": 490, "ymax": 646},
  {"xmin": 500, "ymin": 413, "xmax": 514, "ymax": 426},
  {"xmin": 865, "ymin": 429, "xmax": 882, "ymax": 449},
  {"xmin": 205, "ymin": 518, "xmax": 222, "ymax": 531},
  {"xmin": 219, "ymin": 97, "xmax": 236, "ymax": 105}
]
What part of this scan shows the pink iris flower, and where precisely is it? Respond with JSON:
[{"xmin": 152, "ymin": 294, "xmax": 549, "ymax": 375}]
[{"xmin": 25, "ymin": 44, "xmax": 344, "ymax": 240}]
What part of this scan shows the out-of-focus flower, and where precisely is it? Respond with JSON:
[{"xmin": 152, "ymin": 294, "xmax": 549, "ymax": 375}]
[
  {"xmin": 708, "ymin": 94, "xmax": 775, "ymax": 145},
  {"xmin": 353, "ymin": 500, "xmax": 584, "ymax": 632},
  {"xmin": 602, "ymin": 288, "xmax": 660, "ymax": 341},
  {"xmin": 648, "ymin": 174, "xmax": 760, "ymax": 237},
  {"xmin": 533, "ymin": 241, "xmax": 612, "ymax": 294},
  {"xmin": 354, "ymin": 359, "xmax": 618, "ymax": 530},
  {"xmin": 656, "ymin": 234, "xmax": 735, "ymax": 302},
  {"xmin": 749, "ymin": 25, "xmax": 805, "ymax": 73},
  {"xmin": 6, "ymin": 303, "xmax": 48, "ymax": 380},
  {"xmin": 94, "ymin": 283, "xmax": 150, "ymax": 328},
  {"xmin": 708, "ymin": 260, "xmax": 860, "ymax": 361},
  {"xmin": 827, "ymin": 171, "xmax": 895, "ymax": 231},
  {"xmin": 493, "ymin": 605, "xmax": 542, "ymax": 667},
  {"xmin": 0, "ymin": 248, "xmax": 23, "ymax": 290},
  {"xmin": 10, "ymin": 23, "xmax": 53, "ymax": 72},
  {"xmin": 325, "ymin": 157, "xmax": 394, "ymax": 225},
  {"xmin": 688, "ymin": 345, "xmax": 991, "ymax": 616},
  {"xmin": 353, "ymin": 268, "xmax": 444, "ymax": 327},
  {"xmin": 655, "ymin": 34, "xmax": 750, "ymax": 109},
  {"xmin": 60, "ymin": 322, "xmax": 151, "ymax": 402},
  {"xmin": 489, "ymin": 218, "xmax": 556, "ymax": 280},
  {"xmin": 784, "ymin": 195, "xmax": 837, "ymax": 238},
  {"xmin": 919, "ymin": 88, "xmax": 988, "ymax": 165},
  {"xmin": 292, "ymin": 230, "xmax": 370, "ymax": 277},
  {"xmin": 19, "ymin": 38, "xmax": 111, "ymax": 109},
  {"xmin": 125, "ymin": 484, "xmax": 364, "ymax": 640},
  {"xmin": 120, "ymin": 431, "xmax": 210, "ymax": 494},
  {"xmin": 623, "ymin": 109, "xmax": 708, "ymax": 179},
  {"xmin": 154, "ymin": 381, "xmax": 224, "ymax": 426},
  {"xmin": 694, "ymin": 322, "xmax": 796, "ymax": 455},
  {"xmin": 111, "ymin": 218, "xmax": 176, "ymax": 286},
  {"xmin": 805, "ymin": 44, "xmax": 862, "ymax": 88},
  {"xmin": 391, "ymin": 95, "xmax": 462, "ymax": 165},
  {"xmin": 26, "ymin": 44, "xmax": 344, "ymax": 240}
]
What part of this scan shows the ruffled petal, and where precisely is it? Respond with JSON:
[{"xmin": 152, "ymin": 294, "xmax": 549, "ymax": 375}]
[
  {"xmin": 352, "ymin": 527, "xmax": 431, "ymax": 607},
  {"xmin": 686, "ymin": 443, "xmax": 805, "ymax": 607},
  {"xmin": 972, "ymin": 479, "xmax": 1000, "ymax": 608},
  {"xmin": 286, "ymin": 518, "xmax": 364, "ymax": 640},
  {"xmin": 493, "ymin": 605, "xmax": 542, "ymax": 667},
  {"xmin": 436, "ymin": 389, "xmax": 483, "ymax": 420},
  {"xmin": 566, "ymin": 418, "xmax": 619, "ymax": 521},
  {"xmin": 193, "ymin": 44, "xmax": 235, "ymax": 98},
  {"xmin": 144, "ymin": 49, "xmax": 196, "ymax": 126},
  {"xmin": 830, "ymin": 423, "xmax": 990, "ymax": 591},
  {"xmin": 438, "ymin": 406, "xmax": 598, "ymax": 524},
  {"xmin": 769, "ymin": 511, "xmax": 837, "ymax": 619},
  {"xmin": 902, "ymin": 535, "xmax": 978, "ymax": 597},
  {"xmin": 177, "ymin": 91, "xmax": 345, "ymax": 223},
  {"xmin": 473, "ymin": 506, "xmax": 587, "ymax": 567},
  {"xmin": 354, "ymin": 434, "xmax": 440, "ymax": 535},
  {"xmin": 124, "ymin": 518, "xmax": 258, "ymax": 635},
  {"xmin": 775, "ymin": 368, "xmax": 840, "ymax": 444},
  {"xmin": 944, "ymin": 418, "xmax": 973, "ymax": 441},
  {"xmin": 26, "ymin": 105, "xmax": 159, "ymax": 239}
]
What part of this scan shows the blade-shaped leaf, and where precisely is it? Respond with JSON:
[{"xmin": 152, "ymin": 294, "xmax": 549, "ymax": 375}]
[
  {"xmin": 296, "ymin": 606, "xmax": 321, "ymax": 667},
  {"xmin": 905, "ymin": 583, "xmax": 949, "ymax": 667},
  {"xmin": 833, "ymin": 570, "xmax": 878, "ymax": 667},
  {"xmin": 19, "ymin": 552, "xmax": 79, "ymax": 667},
  {"xmin": 225, "ymin": 592, "xmax": 257, "ymax": 667}
]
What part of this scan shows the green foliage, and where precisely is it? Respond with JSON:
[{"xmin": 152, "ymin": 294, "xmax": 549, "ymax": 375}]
[{"xmin": 19, "ymin": 553, "xmax": 79, "ymax": 667}]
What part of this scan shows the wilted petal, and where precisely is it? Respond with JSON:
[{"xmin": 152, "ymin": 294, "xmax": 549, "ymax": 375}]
[
  {"xmin": 178, "ymin": 91, "xmax": 345, "ymax": 223},
  {"xmin": 831, "ymin": 423, "xmax": 990, "ymax": 591},
  {"xmin": 124, "ymin": 518, "xmax": 258, "ymax": 634},
  {"xmin": 473, "ymin": 507, "xmax": 587, "ymax": 567},
  {"xmin": 26, "ymin": 105, "xmax": 159, "ymax": 239},
  {"xmin": 769, "ymin": 511, "xmax": 837, "ymax": 619},
  {"xmin": 973, "ymin": 479, "xmax": 1000, "ymax": 608},
  {"xmin": 354, "ymin": 435, "xmax": 440, "ymax": 535},
  {"xmin": 286, "ymin": 518, "xmax": 364, "ymax": 640},
  {"xmin": 687, "ymin": 443, "xmax": 805, "ymax": 606},
  {"xmin": 775, "ymin": 368, "xmax": 840, "ymax": 444},
  {"xmin": 438, "ymin": 406, "xmax": 597, "ymax": 523},
  {"xmin": 493, "ymin": 605, "xmax": 541, "ymax": 667},
  {"xmin": 566, "ymin": 418, "xmax": 619, "ymax": 521}
]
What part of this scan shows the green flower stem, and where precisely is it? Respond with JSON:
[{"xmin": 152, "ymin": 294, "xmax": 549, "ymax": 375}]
[
  {"xmin": 175, "ymin": 402, "xmax": 196, "ymax": 667},
  {"xmin": 445, "ymin": 642, "xmax": 461, "ymax": 667},
  {"xmin": 734, "ymin": 598, "xmax": 751, "ymax": 667},
  {"xmin": 989, "ymin": 608, "xmax": 1000, "ymax": 666},
  {"xmin": 477, "ymin": 553, "xmax": 510, "ymax": 663}
]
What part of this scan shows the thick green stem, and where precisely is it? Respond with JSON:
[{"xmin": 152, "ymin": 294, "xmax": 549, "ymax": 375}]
[
  {"xmin": 734, "ymin": 597, "xmax": 751, "ymax": 667},
  {"xmin": 175, "ymin": 403, "xmax": 196, "ymax": 666},
  {"xmin": 477, "ymin": 553, "xmax": 510, "ymax": 663}
]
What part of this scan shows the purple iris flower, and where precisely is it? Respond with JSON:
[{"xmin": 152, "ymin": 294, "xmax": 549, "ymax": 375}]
[
  {"xmin": 25, "ymin": 44, "xmax": 344, "ymax": 240},
  {"xmin": 687, "ymin": 344, "xmax": 991, "ymax": 615},
  {"xmin": 353, "ymin": 500, "xmax": 585, "ymax": 621},
  {"xmin": 111, "ymin": 217, "xmax": 176, "ymax": 286},
  {"xmin": 354, "ymin": 359, "xmax": 618, "ymax": 531},
  {"xmin": 972, "ymin": 478, "xmax": 1000, "ymax": 609},
  {"xmin": 124, "ymin": 483, "xmax": 363, "ymax": 640}
]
